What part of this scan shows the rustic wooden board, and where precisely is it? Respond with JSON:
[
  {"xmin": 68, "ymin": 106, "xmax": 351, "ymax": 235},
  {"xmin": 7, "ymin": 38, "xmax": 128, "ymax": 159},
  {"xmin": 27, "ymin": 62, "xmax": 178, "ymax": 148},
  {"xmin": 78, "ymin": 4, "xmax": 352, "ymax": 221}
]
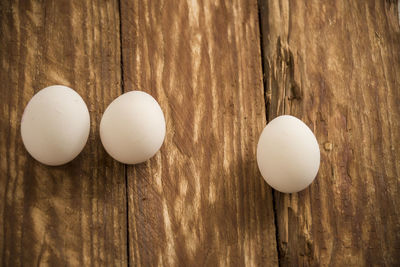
[
  {"xmin": 0, "ymin": 0, "xmax": 127, "ymax": 266},
  {"xmin": 2, "ymin": 0, "xmax": 399, "ymax": 265},
  {"xmin": 260, "ymin": 0, "xmax": 400, "ymax": 266},
  {"xmin": 120, "ymin": 0, "xmax": 278, "ymax": 266}
]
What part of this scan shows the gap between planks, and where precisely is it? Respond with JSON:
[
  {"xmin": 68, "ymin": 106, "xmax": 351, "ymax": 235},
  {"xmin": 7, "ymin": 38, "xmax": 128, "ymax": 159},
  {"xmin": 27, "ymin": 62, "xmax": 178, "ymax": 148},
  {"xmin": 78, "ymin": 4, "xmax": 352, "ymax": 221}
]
[
  {"xmin": 256, "ymin": 0, "xmax": 282, "ymax": 266},
  {"xmin": 117, "ymin": 0, "xmax": 130, "ymax": 265}
]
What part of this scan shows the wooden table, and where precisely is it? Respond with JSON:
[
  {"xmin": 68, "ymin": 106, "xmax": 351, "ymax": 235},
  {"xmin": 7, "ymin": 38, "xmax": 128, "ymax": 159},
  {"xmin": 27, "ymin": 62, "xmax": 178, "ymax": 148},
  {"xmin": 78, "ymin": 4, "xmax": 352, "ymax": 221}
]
[{"xmin": 1, "ymin": 0, "xmax": 399, "ymax": 266}]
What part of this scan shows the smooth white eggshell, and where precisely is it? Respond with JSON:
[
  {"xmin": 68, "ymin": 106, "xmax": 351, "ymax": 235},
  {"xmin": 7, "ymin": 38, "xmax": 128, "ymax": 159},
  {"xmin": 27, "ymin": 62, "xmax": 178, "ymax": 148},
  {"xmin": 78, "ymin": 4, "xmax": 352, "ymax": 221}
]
[
  {"xmin": 257, "ymin": 115, "xmax": 320, "ymax": 193},
  {"xmin": 21, "ymin": 85, "xmax": 90, "ymax": 166},
  {"xmin": 100, "ymin": 91, "xmax": 166, "ymax": 164}
]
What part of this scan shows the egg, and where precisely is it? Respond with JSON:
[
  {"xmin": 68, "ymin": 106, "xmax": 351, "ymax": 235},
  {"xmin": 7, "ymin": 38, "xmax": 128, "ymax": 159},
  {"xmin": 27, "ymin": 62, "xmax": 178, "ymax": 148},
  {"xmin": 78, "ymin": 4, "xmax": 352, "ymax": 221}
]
[
  {"xmin": 21, "ymin": 85, "xmax": 90, "ymax": 166},
  {"xmin": 100, "ymin": 91, "xmax": 166, "ymax": 164},
  {"xmin": 257, "ymin": 115, "xmax": 320, "ymax": 193}
]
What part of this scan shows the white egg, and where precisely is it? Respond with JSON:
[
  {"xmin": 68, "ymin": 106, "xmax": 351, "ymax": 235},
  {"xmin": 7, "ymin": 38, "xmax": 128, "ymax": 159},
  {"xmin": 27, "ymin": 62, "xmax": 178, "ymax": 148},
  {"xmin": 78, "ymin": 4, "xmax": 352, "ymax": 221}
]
[
  {"xmin": 257, "ymin": 115, "xmax": 320, "ymax": 193},
  {"xmin": 21, "ymin": 85, "xmax": 90, "ymax": 166},
  {"xmin": 100, "ymin": 91, "xmax": 166, "ymax": 164}
]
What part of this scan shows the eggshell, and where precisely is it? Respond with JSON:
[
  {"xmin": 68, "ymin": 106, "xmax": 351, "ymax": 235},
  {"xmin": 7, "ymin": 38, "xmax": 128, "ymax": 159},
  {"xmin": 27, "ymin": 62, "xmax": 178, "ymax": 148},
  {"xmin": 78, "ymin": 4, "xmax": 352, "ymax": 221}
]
[
  {"xmin": 21, "ymin": 85, "xmax": 90, "ymax": 166},
  {"xmin": 257, "ymin": 115, "xmax": 320, "ymax": 193},
  {"xmin": 100, "ymin": 91, "xmax": 166, "ymax": 164}
]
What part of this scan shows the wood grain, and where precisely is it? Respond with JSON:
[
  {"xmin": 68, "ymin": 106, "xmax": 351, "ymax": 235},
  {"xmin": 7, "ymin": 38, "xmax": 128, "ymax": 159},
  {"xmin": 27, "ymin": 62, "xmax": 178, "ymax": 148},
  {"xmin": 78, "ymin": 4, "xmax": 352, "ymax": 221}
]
[
  {"xmin": 260, "ymin": 0, "xmax": 400, "ymax": 266},
  {"xmin": 0, "ymin": 0, "xmax": 127, "ymax": 266},
  {"xmin": 2, "ymin": 0, "xmax": 400, "ymax": 265},
  {"xmin": 120, "ymin": 0, "xmax": 278, "ymax": 266}
]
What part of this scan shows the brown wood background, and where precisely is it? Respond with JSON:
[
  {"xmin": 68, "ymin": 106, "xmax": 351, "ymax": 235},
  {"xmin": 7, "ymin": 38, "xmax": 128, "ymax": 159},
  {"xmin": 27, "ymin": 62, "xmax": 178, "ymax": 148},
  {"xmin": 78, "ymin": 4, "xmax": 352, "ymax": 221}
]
[{"xmin": 0, "ymin": 0, "xmax": 399, "ymax": 266}]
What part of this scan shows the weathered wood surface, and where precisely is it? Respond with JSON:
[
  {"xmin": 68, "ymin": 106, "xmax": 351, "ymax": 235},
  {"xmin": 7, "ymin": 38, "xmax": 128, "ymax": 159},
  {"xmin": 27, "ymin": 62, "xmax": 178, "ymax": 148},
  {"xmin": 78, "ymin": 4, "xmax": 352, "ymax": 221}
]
[
  {"xmin": 260, "ymin": 0, "xmax": 400, "ymax": 266},
  {"xmin": 0, "ymin": 0, "xmax": 127, "ymax": 266},
  {"xmin": 120, "ymin": 0, "xmax": 278, "ymax": 266},
  {"xmin": 1, "ymin": 0, "xmax": 400, "ymax": 266}
]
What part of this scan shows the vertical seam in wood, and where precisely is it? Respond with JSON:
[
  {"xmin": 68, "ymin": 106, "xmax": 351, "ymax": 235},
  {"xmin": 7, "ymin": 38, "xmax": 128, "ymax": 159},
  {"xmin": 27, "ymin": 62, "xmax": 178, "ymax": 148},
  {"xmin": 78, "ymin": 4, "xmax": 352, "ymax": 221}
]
[
  {"xmin": 124, "ymin": 165, "xmax": 129, "ymax": 267},
  {"xmin": 271, "ymin": 191, "xmax": 281, "ymax": 266},
  {"xmin": 117, "ymin": 0, "xmax": 130, "ymax": 266},
  {"xmin": 118, "ymin": 0, "xmax": 125, "ymax": 96},
  {"xmin": 257, "ymin": 6, "xmax": 269, "ymax": 122},
  {"xmin": 256, "ymin": 1, "xmax": 281, "ymax": 266}
]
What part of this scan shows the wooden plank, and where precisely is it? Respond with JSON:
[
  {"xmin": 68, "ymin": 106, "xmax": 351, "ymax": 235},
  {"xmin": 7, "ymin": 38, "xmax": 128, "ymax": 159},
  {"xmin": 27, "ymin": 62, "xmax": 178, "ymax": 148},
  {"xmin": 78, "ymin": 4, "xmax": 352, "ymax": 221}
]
[
  {"xmin": 120, "ymin": 0, "xmax": 278, "ymax": 265},
  {"xmin": 260, "ymin": 0, "xmax": 400, "ymax": 266},
  {"xmin": 0, "ymin": 0, "xmax": 127, "ymax": 266}
]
